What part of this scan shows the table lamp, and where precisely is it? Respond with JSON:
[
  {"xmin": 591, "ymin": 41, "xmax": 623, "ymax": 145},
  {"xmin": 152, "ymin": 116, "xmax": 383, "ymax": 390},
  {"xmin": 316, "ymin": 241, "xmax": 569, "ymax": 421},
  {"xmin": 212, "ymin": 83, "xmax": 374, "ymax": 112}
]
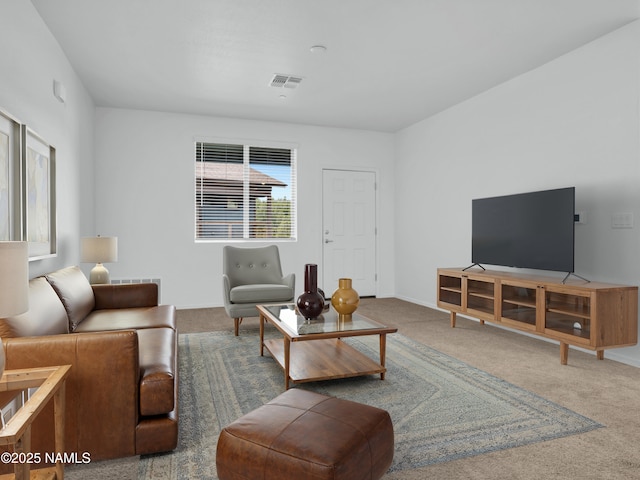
[
  {"xmin": 0, "ymin": 242, "xmax": 29, "ymax": 378},
  {"xmin": 80, "ymin": 236, "xmax": 118, "ymax": 284}
]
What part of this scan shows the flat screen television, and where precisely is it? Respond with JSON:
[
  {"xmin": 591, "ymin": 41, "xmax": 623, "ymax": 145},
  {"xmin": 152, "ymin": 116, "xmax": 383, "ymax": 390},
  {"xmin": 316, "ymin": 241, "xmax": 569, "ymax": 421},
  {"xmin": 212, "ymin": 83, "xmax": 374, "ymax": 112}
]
[{"xmin": 471, "ymin": 187, "xmax": 575, "ymax": 273}]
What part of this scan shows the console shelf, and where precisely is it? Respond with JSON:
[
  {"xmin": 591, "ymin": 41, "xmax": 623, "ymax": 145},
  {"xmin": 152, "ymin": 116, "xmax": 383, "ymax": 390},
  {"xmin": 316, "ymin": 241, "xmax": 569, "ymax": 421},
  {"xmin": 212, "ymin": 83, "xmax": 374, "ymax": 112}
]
[{"xmin": 437, "ymin": 268, "xmax": 638, "ymax": 364}]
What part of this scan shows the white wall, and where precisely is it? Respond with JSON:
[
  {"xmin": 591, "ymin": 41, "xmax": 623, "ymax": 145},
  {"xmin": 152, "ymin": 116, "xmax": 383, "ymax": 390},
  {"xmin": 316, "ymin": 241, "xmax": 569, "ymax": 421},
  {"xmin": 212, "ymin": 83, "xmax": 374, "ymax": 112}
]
[
  {"xmin": 93, "ymin": 109, "xmax": 395, "ymax": 308},
  {"xmin": 395, "ymin": 21, "xmax": 640, "ymax": 366},
  {"xmin": 0, "ymin": 0, "xmax": 95, "ymax": 277}
]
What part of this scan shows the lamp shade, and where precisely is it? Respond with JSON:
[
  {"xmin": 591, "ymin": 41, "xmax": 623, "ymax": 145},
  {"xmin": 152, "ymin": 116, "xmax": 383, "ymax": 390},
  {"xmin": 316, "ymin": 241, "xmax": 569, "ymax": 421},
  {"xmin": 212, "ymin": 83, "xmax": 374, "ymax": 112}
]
[
  {"xmin": 0, "ymin": 241, "xmax": 29, "ymax": 317},
  {"xmin": 81, "ymin": 236, "xmax": 118, "ymax": 263}
]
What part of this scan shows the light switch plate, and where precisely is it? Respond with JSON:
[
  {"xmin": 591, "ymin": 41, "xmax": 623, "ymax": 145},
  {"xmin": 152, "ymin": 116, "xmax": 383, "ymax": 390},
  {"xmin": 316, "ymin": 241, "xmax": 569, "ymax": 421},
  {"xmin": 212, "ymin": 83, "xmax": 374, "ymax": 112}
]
[{"xmin": 612, "ymin": 212, "xmax": 634, "ymax": 229}]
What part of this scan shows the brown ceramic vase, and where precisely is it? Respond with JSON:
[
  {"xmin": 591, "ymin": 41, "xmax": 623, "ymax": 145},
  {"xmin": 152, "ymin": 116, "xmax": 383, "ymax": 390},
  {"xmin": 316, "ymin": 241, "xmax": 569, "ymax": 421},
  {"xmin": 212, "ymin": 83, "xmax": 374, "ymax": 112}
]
[{"xmin": 296, "ymin": 264, "xmax": 325, "ymax": 320}]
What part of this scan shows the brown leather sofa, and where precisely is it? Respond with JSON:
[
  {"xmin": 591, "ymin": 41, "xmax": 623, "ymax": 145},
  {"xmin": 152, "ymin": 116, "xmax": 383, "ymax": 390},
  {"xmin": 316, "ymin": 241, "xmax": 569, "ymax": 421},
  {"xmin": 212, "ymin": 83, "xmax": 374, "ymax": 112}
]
[{"xmin": 0, "ymin": 266, "xmax": 178, "ymax": 461}]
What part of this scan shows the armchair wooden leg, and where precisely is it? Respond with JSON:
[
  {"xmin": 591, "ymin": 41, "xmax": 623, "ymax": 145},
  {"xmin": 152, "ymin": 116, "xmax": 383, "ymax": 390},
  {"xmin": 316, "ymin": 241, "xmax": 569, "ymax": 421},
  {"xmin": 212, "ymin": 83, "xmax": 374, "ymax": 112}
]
[{"xmin": 234, "ymin": 318, "xmax": 243, "ymax": 336}]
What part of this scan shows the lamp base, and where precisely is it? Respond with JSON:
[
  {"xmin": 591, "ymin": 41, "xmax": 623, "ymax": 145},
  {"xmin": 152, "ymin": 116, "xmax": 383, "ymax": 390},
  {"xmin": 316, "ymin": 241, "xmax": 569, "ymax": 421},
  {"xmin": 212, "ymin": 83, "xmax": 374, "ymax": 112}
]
[{"xmin": 89, "ymin": 263, "xmax": 110, "ymax": 285}]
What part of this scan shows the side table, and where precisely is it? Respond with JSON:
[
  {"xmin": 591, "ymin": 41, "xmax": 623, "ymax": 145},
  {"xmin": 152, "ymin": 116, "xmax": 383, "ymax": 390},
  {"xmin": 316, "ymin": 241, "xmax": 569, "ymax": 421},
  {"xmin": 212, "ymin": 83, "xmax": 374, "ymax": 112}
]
[{"xmin": 0, "ymin": 365, "xmax": 71, "ymax": 480}]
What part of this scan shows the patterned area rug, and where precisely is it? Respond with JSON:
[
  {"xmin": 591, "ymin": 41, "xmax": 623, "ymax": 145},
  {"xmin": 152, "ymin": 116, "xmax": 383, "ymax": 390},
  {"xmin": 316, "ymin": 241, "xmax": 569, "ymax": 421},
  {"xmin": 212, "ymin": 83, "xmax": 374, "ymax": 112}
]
[{"xmin": 133, "ymin": 330, "xmax": 600, "ymax": 478}]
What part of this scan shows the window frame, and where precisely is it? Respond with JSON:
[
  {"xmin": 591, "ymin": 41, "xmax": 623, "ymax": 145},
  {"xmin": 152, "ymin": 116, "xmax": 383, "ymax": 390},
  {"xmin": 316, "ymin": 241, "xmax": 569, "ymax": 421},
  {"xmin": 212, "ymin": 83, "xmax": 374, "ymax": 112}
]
[{"xmin": 194, "ymin": 137, "xmax": 298, "ymax": 243}]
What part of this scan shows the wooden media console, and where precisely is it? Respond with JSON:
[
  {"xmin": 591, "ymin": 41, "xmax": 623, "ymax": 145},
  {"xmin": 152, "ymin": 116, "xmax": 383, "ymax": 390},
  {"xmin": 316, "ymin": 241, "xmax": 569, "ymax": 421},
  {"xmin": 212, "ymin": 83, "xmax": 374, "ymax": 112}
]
[{"xmin": 437, "ymin": 268, "xmax": 638, "ymax": 364}]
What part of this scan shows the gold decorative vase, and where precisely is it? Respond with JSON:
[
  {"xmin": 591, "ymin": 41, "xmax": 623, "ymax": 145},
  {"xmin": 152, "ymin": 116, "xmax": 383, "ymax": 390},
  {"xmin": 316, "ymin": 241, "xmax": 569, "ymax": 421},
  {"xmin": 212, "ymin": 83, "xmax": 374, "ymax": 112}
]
[{"xmin": 331, "ymin": 278, "xmax": 359, "ymax": 317}]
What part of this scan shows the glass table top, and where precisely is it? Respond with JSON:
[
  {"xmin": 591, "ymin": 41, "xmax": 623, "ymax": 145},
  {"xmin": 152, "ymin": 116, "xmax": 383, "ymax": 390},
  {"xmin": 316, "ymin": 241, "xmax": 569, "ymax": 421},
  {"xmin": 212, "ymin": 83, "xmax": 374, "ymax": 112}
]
[{"xmin": 262, "ymin": 304, "xmax": 386, "ymax": 336}]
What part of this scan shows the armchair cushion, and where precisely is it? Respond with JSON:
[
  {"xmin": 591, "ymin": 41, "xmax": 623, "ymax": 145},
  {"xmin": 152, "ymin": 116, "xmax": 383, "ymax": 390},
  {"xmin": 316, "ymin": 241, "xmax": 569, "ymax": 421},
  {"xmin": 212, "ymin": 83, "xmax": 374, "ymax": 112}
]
[
  {"xmin": 223, "ymin": 245, "xmax": 288, "ymax": 288},
  {"xmin": 229, "ymin": 284, "xmax": 294, "ymax": 304}
]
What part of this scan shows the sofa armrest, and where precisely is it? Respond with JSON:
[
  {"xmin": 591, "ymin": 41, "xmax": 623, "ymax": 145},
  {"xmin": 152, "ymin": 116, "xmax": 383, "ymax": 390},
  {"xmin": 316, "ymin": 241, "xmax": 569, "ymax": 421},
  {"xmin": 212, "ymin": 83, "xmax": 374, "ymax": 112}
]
[
  {"xmin": 93, "ymin": 283, "xmax": 158, "ymax": 309},
  {"xmin": 3, "ymin": 330, "xmax": 140, "ymax": 460}
]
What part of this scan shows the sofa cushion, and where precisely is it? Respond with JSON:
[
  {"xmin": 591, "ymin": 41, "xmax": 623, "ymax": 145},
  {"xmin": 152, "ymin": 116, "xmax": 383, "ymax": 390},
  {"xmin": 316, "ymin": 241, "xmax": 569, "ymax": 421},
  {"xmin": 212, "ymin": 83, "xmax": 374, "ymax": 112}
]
[
  {"xmin": 46, "ymin": 266, "xmax": 95, "ymax": 331},
  {"xmin": 136, "ymin": 327, "xmax": 176, "ymax": 416},
  {"xmin": 230, "ymin": 284, "xmax": 294, "ymax": 304},
  {"xmin": 73, "ymin": 305, "xmax": 176, "ymax": 333},
  {"xmin": 0, "ymin": 277, "xmax": 69, "ymax": 338}
]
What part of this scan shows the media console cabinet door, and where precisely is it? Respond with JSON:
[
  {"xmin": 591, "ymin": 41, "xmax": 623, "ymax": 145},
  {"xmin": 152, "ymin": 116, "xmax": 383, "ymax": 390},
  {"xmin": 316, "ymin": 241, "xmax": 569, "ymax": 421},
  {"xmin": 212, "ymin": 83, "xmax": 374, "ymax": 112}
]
[
  {"xmin": 542, "ymin": 287, "xmax": 592, "ymax": 346},
  {"xmin": 465, "ymin": 274, "xmax": 497, "ymax": 322},
  {"xmin": 499, "ymin": 280, "xmax": 538, "ymax": 331},
  {"xmin": 437, "ymin": 272, "xmax": 464, "ymax": 312}
]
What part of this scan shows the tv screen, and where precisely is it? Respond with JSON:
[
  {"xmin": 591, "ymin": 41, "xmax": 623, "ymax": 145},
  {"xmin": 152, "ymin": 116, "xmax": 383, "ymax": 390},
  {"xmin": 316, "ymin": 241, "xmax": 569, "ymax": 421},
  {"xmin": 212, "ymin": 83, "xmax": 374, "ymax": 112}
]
[{"xmin": 472, "ymin": 187, "xmax": 575, "ymax": 273}]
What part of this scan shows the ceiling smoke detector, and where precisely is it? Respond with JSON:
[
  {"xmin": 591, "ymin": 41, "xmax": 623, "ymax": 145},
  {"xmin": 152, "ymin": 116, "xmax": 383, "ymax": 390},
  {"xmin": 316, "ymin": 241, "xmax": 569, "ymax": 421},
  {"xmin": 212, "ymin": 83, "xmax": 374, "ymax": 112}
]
[{"xmin": 270, "ymin": 74, "xmax": 303, "ymax": 89}]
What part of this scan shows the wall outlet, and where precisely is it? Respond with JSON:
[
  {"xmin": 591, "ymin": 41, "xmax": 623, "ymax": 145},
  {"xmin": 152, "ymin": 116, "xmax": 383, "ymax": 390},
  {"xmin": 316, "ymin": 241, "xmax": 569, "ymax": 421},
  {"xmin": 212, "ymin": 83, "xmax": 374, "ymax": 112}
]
[{"xmin": 574, "ymin": 212, "xmax": 587, "ymax": 224}]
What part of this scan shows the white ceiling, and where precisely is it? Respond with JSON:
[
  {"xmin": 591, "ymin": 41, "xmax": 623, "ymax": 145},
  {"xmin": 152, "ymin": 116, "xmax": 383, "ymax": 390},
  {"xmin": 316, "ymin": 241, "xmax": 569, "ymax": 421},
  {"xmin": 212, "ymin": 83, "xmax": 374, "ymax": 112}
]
[{"xmin": 32, "ymin": 0, "xmax": 640, "ymax": 132}]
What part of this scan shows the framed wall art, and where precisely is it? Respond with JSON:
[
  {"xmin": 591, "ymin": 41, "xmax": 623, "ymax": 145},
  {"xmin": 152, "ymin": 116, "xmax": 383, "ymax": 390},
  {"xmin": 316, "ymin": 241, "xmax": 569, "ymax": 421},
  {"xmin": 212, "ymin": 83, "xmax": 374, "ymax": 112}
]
[
  {"xmin": 0, "ymin": 109, "xmax": 22, "ymax": 241},
  {"xmin": 22, "ymin": 126, "xmax": 56, "ymax": 259}
]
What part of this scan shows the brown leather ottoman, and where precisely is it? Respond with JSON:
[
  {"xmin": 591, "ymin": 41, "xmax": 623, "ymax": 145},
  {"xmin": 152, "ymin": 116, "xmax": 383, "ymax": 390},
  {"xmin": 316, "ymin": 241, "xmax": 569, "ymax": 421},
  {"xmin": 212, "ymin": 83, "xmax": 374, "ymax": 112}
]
[{"xmin": 216, "ymin": 389, "xmax": 394, "ymax": 480}]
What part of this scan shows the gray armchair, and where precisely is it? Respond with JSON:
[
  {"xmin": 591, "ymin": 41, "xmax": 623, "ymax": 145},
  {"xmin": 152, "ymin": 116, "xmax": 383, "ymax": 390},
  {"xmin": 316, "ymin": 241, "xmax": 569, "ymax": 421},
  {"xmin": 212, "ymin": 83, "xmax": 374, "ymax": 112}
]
[{"xmin": 222, "ymin": 245, "xmax": 295, "ymax": 335}]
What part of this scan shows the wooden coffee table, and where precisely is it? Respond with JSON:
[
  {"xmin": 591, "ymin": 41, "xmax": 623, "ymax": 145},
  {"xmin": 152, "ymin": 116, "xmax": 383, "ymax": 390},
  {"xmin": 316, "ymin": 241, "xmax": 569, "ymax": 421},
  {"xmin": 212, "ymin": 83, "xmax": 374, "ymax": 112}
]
[{"xmin": 258, "ymin": 304, "xmax": 398, "ymax": 389}]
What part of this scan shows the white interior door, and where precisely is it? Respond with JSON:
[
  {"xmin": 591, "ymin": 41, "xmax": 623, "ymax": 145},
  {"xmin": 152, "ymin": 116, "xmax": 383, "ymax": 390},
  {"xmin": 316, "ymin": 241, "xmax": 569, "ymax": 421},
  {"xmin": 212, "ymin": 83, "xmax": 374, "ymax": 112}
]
[{"xmin": 322, "ymin": 169, "xmax": 376, "ymax": 297}]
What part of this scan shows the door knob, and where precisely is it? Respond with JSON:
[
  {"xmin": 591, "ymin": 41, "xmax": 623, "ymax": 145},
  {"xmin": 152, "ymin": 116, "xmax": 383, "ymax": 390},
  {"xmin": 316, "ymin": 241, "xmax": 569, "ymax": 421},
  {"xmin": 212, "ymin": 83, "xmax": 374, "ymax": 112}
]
[{"xmin": 324, "ymin": 239, "xmax": 334, "ymax": 243}]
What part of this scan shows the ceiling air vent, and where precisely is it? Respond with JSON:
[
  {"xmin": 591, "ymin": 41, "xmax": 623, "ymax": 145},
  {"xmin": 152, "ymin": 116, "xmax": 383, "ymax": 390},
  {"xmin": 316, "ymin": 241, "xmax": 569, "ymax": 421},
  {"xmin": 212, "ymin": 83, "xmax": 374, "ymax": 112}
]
[{"xmin": 270, "ymin": 74, "xmax": 303, "ymax": 89}]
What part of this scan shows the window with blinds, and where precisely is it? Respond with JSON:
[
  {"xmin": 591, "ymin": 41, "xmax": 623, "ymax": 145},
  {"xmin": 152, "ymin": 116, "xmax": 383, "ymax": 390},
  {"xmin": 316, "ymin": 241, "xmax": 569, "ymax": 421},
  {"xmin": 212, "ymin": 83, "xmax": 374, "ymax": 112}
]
[{"xmin": 195, "ymin": 141, "xmax": 297, "ymax": 240}]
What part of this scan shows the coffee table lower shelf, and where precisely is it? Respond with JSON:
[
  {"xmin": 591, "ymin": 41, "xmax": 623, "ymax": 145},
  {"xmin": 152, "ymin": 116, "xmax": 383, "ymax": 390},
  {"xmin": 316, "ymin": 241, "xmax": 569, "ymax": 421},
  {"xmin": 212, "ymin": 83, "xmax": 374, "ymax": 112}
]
[{"xmin": 263, "ymin": 338, "xmax": 386, "ymax": 386}]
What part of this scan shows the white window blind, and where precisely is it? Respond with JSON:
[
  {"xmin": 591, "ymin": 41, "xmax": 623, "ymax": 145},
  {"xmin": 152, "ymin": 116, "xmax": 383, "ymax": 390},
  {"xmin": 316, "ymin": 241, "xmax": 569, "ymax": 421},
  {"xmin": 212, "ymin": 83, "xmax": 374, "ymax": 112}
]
[{"xmin": 195, "ymin": 141, "xmax": 297, "ymax": 240}]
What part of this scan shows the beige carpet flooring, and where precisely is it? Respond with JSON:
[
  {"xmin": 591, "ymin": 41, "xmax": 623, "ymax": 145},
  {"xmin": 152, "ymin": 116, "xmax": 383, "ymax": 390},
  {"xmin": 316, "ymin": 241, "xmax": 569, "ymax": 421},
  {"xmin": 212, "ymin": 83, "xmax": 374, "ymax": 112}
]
[{"xmin": 70, "ymin": 298, "xmax": 640, "ymax": 479}]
